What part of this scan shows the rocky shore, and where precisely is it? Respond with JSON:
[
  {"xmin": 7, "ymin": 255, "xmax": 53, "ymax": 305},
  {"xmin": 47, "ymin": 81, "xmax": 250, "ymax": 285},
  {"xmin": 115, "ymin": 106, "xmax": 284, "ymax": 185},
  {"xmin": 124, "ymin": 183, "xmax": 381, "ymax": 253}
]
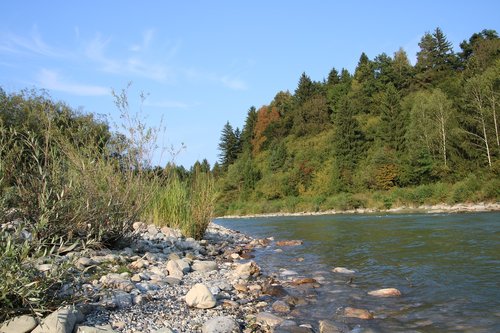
[
  {"xmin": 219, "ymin": 202, "xmax": 500, "ymax": 219},
  {"xmin": 2, "ymin": 221, "xmax": 382, "ymax": 333}
]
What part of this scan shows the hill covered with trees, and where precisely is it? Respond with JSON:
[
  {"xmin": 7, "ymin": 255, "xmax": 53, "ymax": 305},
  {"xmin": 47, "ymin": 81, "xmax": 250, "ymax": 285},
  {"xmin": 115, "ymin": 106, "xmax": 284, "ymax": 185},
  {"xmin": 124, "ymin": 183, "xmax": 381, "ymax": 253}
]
[{"xmin": 215, "ymin": 28, "xmax": 500, "ymax": 215}]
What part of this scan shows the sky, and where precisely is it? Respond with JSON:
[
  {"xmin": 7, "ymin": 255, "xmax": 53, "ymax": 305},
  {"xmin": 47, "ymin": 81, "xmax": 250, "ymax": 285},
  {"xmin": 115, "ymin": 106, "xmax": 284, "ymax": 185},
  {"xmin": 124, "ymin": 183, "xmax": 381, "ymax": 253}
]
[{"xmin": 1, "ymin": 1, "xmax": 499, "ymax": 168}]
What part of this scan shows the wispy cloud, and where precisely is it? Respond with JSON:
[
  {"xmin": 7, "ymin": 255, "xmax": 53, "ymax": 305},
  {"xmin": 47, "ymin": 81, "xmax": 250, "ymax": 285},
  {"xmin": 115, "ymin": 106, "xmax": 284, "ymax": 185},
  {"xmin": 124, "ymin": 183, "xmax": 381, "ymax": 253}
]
[
  {"xmin": 0, "ymin": 26, "xmax": 67, "ymax": 58},
  {"xmin": 184, "ymin": 68, "xmax": 248, "ymax": 91},
  {"xmin": 144, "ymin": 99, "xmax": 195, "ymax": 109},
  {"xmin": 220, "ymin": 76, "xmax": 247, "ymax": 90},
  {"xmin": 85, "ymin": 33, "xmax": 171, "ymax": 82},
  {"xmin": 130, "ymin": 29, "xmax": 155, "ymax": 52},
  {"xmin": 37, "ymin": 68, "xmax": 109, "ymax": 96}
]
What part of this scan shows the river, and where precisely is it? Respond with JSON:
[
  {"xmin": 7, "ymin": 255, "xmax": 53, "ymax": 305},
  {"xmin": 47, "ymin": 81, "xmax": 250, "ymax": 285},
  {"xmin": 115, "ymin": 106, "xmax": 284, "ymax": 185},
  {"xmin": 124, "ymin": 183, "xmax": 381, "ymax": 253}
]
[{"xmin": 215, "ymin": 212, "xmax": 500, "ymax": 332}]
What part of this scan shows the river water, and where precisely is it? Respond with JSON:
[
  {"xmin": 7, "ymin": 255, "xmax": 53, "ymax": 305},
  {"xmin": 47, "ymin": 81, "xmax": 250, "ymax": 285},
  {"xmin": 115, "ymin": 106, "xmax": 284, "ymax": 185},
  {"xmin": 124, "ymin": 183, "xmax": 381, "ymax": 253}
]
[{"xmin": 216, "ymin": 212, "xmax": 500, "ymax": 332}]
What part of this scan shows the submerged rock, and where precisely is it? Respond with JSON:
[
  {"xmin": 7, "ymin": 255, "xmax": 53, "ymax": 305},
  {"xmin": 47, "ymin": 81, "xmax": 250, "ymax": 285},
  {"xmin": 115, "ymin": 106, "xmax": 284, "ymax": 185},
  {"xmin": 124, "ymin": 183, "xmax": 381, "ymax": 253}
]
[
  {"xmin": 276, "ymin": 240, "xmax": 303, "ymax": 246},
  {"xmin": 343, "ymin": 307, "xmax": 373, "ymax": 320},
  {"xmin": 368, "ymin": 288, "xmax": 402, "ymax": 297},
  {"xmin": 332, "ymin": 267, "xmax": 355, "ymax": 274}
]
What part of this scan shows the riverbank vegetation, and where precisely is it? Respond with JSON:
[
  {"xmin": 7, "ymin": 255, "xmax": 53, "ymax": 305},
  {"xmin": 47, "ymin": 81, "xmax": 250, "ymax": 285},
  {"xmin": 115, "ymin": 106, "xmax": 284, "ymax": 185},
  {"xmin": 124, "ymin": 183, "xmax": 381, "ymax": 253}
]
[
  {"xmin": 215, "ymin": 28, "xmax": 500, "ymax": 216},
  {"xmin": 0, "ymin": 86, "xmax": 215, "ymax": 320}
]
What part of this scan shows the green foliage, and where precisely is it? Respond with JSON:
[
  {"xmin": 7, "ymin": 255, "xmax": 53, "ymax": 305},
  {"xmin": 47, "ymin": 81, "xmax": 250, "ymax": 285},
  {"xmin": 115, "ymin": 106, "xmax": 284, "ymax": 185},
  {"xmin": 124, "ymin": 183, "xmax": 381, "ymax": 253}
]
[{"xmin": 215, "ymin": 28, "xmax": 500, "ymax": 216}]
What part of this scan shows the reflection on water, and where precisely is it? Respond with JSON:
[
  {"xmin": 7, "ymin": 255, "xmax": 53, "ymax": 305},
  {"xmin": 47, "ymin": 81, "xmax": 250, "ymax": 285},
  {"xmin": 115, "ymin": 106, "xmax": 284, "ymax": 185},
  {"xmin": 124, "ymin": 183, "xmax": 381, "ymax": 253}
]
[{"xmin": 216, "ymin": 212, "xmax": 500, "ymax": 332}]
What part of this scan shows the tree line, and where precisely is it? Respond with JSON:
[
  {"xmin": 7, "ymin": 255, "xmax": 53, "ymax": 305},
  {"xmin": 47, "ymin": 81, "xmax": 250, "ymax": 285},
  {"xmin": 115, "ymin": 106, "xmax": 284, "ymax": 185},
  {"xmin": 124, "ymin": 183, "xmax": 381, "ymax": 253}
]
[{"xmin": 215, "ymin": 28, "xmax": 500, "ymax": 214}]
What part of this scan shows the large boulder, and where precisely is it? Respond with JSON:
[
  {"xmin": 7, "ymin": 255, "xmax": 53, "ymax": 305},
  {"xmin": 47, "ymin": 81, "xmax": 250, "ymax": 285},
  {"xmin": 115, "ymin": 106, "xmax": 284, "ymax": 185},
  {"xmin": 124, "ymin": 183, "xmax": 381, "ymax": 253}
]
[
  {"xmin": 202, "ymin": 316, "xmax": 240, "ymax": 333},
  {"xmin": 185, "ymin": 283, "xmax": 217, "ymax": 309},
  {"xmin": 32, "ymin": 306, "xmax": 84, "ymax": 333}
]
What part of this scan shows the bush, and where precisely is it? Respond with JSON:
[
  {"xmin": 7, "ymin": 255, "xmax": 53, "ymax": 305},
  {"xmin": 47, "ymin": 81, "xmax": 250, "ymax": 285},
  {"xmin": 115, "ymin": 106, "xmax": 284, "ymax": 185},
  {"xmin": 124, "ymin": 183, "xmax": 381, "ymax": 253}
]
[{"xmin": 0, "ymin": 229, "xmax": 71, "ymax": 322}]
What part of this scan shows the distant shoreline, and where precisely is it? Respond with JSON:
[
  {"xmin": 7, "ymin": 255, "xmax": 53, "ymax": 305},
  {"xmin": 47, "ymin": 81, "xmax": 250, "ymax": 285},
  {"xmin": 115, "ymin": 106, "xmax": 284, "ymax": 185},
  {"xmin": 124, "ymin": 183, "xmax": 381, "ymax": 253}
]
[{"xmin": 216, "ymin": 202, "xmax": 500, "ymax": 219}]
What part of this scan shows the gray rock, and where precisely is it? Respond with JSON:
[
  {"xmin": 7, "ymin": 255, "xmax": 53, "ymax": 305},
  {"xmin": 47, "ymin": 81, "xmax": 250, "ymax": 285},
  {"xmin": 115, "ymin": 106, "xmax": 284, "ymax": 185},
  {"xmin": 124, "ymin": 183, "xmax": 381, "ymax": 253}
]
[
  {"xmin": 32, "ymin": 306, "xmax": 84, "ymax": 333},
  {"xmin": 202, "ymin": 316, "xmax": 240, "ymax": 333},
  {"xmin": 0, "ymin": 315, "xmax": 38, "ymax": 333},
  {"xmin": 255, "ymin": 312, "xmax": 284, "ymax": 328},
  {"xmin": 185, "ymin": 283, "xmax": 217, "ymax": 309},
  {"xmin": 319, "ymin": 320, "xmax": 349, "ymax": 333},
  {"xmin": 233, "ymin": 261, "xmax": 260, "ymax": 279},
  {"xmin": 76, "ymin": 257, "xmax": 96, "ymax": 270},
  {"xmin": 272, "ymin": 300, "xmax": 290, "ymax": 313},
  {"xmin": 147, "ymin": 225, "xmax": 159, "ymax": 236},
  {"xmin": 175, "ymin": 259, "xmax": 191, "ymax": 274},
  {"xmin": 192, "ymin": 260, "xmax": 218, "ymax": 272},
  {"xmin": 166, "ymin": 260, "xmax": 184, "ymax": 279},
  {"xmin": 101, "ymin": 291, "xmax": 132, "ymax": 309}
]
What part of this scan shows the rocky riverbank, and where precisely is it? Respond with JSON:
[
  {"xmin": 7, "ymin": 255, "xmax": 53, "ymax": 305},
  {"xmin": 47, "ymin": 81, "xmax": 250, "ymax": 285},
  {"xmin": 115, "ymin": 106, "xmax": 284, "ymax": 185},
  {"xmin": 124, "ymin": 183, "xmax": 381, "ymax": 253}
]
[
  {"xmin": 2, "ymin": 221, "xmax": 372, "ymax": 333},
  {"xmin": 218, "ymin": 202, "xmax": 500, "ymax": 219}
]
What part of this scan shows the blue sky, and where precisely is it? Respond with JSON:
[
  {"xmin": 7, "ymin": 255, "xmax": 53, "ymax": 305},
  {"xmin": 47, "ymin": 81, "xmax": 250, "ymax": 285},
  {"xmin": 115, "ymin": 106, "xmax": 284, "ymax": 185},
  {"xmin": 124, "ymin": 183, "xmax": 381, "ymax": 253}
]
[{"xmin": 1, "ymin": 1, "xmax": 499, "ymax": 168}]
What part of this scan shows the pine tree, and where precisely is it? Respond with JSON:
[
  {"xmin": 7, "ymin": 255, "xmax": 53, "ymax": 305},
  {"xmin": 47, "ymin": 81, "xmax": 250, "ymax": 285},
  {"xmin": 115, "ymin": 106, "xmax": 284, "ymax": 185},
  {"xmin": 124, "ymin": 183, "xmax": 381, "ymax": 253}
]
[{"xmin": 218, "ymin": 122, "xmax": 240, "ymax": 170}]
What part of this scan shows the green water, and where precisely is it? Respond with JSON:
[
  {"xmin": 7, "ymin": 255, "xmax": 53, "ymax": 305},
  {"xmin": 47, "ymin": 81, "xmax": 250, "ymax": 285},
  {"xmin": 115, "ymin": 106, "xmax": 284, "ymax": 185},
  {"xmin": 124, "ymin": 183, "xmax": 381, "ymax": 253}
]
[{"xmin": 216, "ymin": 212, "xmax": 500, "ymax": 332}]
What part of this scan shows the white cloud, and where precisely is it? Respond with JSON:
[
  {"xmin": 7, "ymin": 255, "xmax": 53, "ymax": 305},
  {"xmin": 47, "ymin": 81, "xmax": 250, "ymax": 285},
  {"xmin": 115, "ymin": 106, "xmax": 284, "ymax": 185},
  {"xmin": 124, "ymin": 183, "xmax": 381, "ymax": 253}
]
[
  {"xmin": 130, "ymin": 29, "xmax": 155, "ymax": 52},
  {"xmin": 145, "ymin": 99, "xmax": 199, "ymax": 109},
  {"xmin": 184, "ymin": 68, "xmax": 248, "ymax": 91},
  {"xmin": 220, "ymin": 76, "xmax": 247, "ymax": 90},
  {"xmin": 37, "ymin": 68, "xmax": 109, "ymax": 96},
  {"xmin": 0, "ymin": 26, "xmax": 67, "ymax": 58},
  {"xmin": 85, "ymin": 33, "xmax": 171, "ymax": 82}
]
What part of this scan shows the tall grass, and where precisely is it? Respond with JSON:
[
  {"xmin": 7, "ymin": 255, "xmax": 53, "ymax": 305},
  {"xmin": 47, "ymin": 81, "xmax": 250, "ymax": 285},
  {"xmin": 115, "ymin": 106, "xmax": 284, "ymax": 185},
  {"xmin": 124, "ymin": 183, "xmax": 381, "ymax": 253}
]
[
  {"xmin": 0, "ymin": 86, "xmax": 186, "ymax": 321},
  {"xmin": 146, "ymin": 170, "xmax": 216, "ymax": 239}
]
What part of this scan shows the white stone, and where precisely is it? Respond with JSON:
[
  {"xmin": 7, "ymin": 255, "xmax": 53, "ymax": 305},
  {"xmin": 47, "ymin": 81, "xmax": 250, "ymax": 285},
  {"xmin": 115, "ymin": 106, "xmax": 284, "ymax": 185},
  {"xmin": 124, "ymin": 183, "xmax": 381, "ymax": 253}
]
[{"xmin": 185, "ymin": 283, "xmax": 216, "ymax": 309}]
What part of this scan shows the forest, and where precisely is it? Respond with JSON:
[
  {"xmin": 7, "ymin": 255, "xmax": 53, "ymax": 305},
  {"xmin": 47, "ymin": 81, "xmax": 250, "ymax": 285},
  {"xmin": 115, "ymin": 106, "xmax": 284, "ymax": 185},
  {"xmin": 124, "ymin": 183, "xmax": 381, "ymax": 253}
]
[{"xmin": 214, "ymin": 28, "xmax": 500, "ymax": 215}]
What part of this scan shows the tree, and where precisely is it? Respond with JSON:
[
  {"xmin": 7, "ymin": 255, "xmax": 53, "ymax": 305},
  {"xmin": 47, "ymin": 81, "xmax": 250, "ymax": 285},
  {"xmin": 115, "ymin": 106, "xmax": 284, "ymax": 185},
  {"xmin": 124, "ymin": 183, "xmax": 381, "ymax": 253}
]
[
  {"xmin": 292, "ymin": 95, "xmax": 331, "ymax": 136},
  {"xmin": 294, "ymin": 72, "xmax": 321, "ymax": 106},
  {"xmin": 459, "ymin": 29, "xmax": 500, "ymax": 73},
  {"xmin": 376, "ymin": 84, "xmax": 405, "ymax": 151},
  {"xmin": 240, "ymin": 106, "xmax": 257, "ymax": 152},
  {"xmin": 415, "ymin": 27, "xmax": 457, "ymax": 87},
  {"xmin": 333, "ymin": 96, "xmax": 364, "ymax": 189},
  {"xmin": 251, "ymin": 106, "xmax": 280, "ymax": 155},
  {"xmin": 408, "ymin": 89, "xmax": 455, "ymax": 169},
  {"xmin": 463, "ymin": 63, "xmax": 500, "ymax": 167},
  {"xmin": 217, "ymin": 122, "xmax": 240, "ymax": 170}
]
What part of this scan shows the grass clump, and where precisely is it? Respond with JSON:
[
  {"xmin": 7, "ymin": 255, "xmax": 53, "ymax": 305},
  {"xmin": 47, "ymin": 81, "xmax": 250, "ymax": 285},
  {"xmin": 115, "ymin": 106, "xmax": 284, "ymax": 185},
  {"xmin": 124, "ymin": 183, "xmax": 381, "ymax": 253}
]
[{"xmin": 146, "ymin": 169, "xmax": 216, "ymax": 240}]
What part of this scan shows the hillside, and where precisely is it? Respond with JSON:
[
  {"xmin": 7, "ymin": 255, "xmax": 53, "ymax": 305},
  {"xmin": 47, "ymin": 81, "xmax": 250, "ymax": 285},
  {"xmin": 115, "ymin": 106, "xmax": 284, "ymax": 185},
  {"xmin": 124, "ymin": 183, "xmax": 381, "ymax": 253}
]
[{"xmin": 215, "ymin": 28, "xmax": 500, "ymax": 215}]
